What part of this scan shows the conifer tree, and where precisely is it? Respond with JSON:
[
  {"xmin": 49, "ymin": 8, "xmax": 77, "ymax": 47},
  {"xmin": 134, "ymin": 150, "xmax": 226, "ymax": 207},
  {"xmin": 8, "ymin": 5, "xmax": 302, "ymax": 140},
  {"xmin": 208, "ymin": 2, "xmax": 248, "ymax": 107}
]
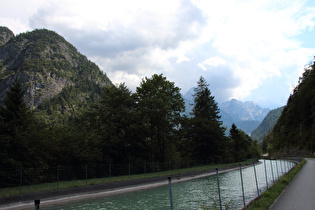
[
  {"xmin": 192, "ymin": 76, "xmax": 221, "ymax": 121},
  {"xmin": 189, "ymin": 76, "xmax": 226, "ymax": 162},
  {"xmin": 0, "ymin": 78, "xmax": 31, "ymax": 136},
  {"xmin": 0, "ymin": 78, "xmax": 34, "ymax": 168}
]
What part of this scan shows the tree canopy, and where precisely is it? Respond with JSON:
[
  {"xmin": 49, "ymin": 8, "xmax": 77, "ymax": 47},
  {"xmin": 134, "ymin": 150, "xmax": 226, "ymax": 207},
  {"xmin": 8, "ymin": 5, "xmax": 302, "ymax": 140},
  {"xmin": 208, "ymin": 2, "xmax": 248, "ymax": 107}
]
[
  {"xmin": 266, "ymin": 60, "xmax": 315, "ymax": 156},
  {"xmin": 185, "ymin": 76, "xmax": 228, "ymax": 161},
  {"xmin": 0, "ymin": 74, "xmax": 261, "ymax": 186},
  {"xmin": 136, "ymin": 74, "xmax": 185, "ymax": 162}
]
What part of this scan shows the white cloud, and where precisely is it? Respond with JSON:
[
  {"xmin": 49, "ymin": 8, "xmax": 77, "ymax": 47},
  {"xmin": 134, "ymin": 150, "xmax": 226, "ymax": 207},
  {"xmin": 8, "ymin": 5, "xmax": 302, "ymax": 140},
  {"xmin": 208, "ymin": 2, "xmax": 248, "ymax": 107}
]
[
  {"xmin": 201, "ymin": 56, "xmax": 226, "ymax": 68},
  {"xmin": 1, "ymin": 0, "xmax": 315, "ymax": 108},
  {"xmin": 188, "ymin": 0, "xmax": 315, "ymax": 103}
]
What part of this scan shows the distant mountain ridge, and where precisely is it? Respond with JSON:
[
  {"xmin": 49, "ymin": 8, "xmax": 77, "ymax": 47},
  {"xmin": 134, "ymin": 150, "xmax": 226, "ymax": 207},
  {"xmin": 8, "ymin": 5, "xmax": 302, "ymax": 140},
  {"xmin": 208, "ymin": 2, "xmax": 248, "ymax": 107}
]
[
  {"xmin": 184, "ymin": 88, "xmax": 270, "ymax": 134},
  {"xmin": 251, "ymin": 106, "xmax": 284, "ymax": 142},
  {"xmin": 220, "ymin": 99, "xmax": 269, "ymax": 122}
]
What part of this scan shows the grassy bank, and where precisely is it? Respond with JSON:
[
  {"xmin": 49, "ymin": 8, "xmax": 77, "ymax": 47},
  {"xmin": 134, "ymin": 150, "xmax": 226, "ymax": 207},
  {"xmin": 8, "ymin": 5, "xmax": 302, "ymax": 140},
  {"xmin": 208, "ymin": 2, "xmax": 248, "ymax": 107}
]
[
  {"xmin": 0, "ymin": 159, "xmax": 255, "ymax": 197},
  {"xmin": 245, "ymin": 158, "xmax": 306, "ymax": 210}
]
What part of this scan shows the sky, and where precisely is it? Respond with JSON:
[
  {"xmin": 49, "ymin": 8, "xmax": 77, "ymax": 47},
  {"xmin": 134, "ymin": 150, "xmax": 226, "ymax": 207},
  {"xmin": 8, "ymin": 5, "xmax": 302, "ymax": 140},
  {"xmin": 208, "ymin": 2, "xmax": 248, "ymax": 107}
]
[{"xmin": 1, "ymin": 0, "xmax": 315, "ymax": 109}]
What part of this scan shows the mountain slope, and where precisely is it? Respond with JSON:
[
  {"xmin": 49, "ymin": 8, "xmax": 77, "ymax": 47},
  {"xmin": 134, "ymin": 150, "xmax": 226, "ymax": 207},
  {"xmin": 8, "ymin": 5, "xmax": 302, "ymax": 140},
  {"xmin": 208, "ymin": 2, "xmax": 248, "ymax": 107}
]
[
  {"xmin": 268, "ymin": 61, "xmax": 315, "ymax": 154},
  {"xmin": 0, "ymin": 27, "xmax": 112, "ymax": 124},
  {"xmin": 0, "ymin": 26, "xmax": 14, "ymax": 46},
  {"xmin": 251, "ymin": 106, "xmax": 284, "ymax": 142},
  {"xmin": 219, "ymin": 99, "xmax": 269, "ymax": 134},
  {"xmin": 220, "ymin": 99, "xmax": 269, "ymax": 122}
]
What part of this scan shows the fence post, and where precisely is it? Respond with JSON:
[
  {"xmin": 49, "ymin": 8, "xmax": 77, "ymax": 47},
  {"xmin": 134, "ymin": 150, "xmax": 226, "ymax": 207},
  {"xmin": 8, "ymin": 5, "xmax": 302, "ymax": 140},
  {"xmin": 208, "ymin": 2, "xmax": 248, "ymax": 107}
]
[
  {"xmin": 144, "ymin": 162, "xmax": 146, "ymax": 174},
  {"xmin": 280, "ymin": 159, "xmax": 284, "ymax": 176},
  {"xmin": 19, "ymin": 165, "xmax": 22, "ymax": 194},
  {"xmin": 270, "ymin": 159, "xmax": 275, "ymax": 184},
  {"xmin": 253, "ymin": 162, "xmax": 259, "ymax": 196},
  {"xmin": 215, "ymin": 168, "xmax": 222, "ymax": 210},
  {"xmin": 128, "ymin": 163, "xmax": 131, "ymax": 181},
  {"xmin": 275, "ymin": 160, "xmax": 280, "ymax": 181},
  {"xmin": 34, "ymin": 199, "xmax": 40, "ymax": 210},
  {"xmin": 168, "ymin": 177, "xmax": 174, "ymax": 210},
  {"xmin": 239, "ymin": 164, "xmax": 246, "ymax": 207},
  {"xmin": 264, "ymin": 159, "xmax": 268, "ymax": 189},
  {"xmin": 109, "ymin": 163, "xmax": 111, "ymax": 183},
  {"xmin": 57, "ymin": 165, "xmax": 59, "ymax": 190},
  {"xmin": 169, "ymin": 161, "xmax": 171, "ymax": 173},
  {"xmin": 85, "ymin": 164, "xmax": 88, "ymax": 186}
]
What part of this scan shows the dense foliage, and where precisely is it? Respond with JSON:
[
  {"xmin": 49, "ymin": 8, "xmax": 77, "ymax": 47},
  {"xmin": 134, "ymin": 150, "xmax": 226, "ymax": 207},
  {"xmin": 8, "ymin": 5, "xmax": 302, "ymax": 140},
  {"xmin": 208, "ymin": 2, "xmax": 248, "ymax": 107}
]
[
  {"xmin": 183, "ymin": 77, "xmax": 228, "ymax": 161},
  {"xmin": 0, "ymin": 79, "xmax": 53, "ymax": 184},
  {"xmin": 265, "ymin": 60, "xmax": 315, "ymax": 156},
  {"xmin": 0, "ymin": 76, "xmax": 260, "ymax": 179},
  {"xmin": 251, "ymin": 106, "xmax": 284, "ymax": 144}
]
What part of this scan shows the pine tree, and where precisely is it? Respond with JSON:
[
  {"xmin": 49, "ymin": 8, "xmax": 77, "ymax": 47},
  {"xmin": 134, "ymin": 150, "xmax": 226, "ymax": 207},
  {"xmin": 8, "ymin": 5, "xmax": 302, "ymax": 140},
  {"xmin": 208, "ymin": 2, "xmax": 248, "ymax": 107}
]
[
  {"xmin": 189, "ymin": 76, "xmax": 226, "ymax": 162},
  {"xmin": 0, "ymin": 78, "xmax": 31, "ymax": 136},
  {"xmin": 0, "ymin": 78, "xmax": 34, "ymax": 168},
  {"xmin": 192, "ymin": 76, "xmax": 221, "ymax": 122}
]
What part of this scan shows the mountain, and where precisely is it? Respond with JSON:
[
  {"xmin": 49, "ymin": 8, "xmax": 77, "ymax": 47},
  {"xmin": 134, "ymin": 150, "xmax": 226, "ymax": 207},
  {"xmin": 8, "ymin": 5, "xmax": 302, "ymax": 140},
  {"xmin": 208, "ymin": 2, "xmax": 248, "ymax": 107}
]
[
  {"xmin": 0, "ymin": 26, "xmax": 14, "ymax": 46},
  {"xmin": 251, "ymin": 106, "xmax": 284, "ymax": 142},
  {"xmin": 0, "ymin": 27, "xmax": 112, "ymax": 124},
  {"xmin": 267, "ymin": 61, "xmax": 315, "ymax": 154},
  {"xmin": 219, "ymin": 99, "xmax": 270, "ymax": 134},
  {"xmin": 184, "ymin": 88, "xmax": 270, "ymax": 134},
  {"xmin": 220, "ymin": 99, "xmax": 269, "ymax": 121}
]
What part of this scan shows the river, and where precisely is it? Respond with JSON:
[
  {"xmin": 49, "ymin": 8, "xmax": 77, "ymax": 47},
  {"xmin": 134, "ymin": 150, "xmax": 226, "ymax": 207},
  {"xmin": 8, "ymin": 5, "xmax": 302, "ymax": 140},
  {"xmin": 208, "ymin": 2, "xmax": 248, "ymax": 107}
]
[{"xmin": 42, "ymin": 159, "xmax": 295, "ymax": 209}]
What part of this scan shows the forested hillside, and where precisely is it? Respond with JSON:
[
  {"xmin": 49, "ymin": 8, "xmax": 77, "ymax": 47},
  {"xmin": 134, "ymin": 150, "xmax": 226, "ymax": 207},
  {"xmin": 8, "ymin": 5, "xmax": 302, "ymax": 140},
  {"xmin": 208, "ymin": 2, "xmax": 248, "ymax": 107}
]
[
  {"xmin": 251, "ymin": 106, "xmax": 284, "ymax": 143},
  {"xmin": 265, "ymin": 60, "xmax": 315, "ymax": 156},
  {"xmin": 0, "ymin": 27, "xmax": 111, "ymax": 124}
]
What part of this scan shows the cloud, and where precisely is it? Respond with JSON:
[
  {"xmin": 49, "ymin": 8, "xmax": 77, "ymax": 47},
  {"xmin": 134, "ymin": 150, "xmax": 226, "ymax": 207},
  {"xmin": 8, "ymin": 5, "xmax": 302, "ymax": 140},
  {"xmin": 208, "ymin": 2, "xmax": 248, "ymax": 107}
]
[
  {"xmin": 25, "ymin": 0, "xmax": 206, "ymax": 87},
  {"xmin": 199, "ymin": 56, "xmax": 226, "ymax": 70},
  {"xmin": 189, "ymin": 0, "xmax": 315, "ymax": 103},
  {"xmin": 1, "ymin": 0, "xmax": 315, "ymax": 108}
]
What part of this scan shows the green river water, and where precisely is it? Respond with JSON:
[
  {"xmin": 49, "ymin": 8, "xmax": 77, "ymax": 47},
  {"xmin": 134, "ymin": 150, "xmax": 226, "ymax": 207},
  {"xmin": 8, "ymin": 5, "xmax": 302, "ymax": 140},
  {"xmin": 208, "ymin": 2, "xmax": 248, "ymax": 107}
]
[{"xmin": 43, "ymin": 160, "xmax": 294, "ymax": 209}]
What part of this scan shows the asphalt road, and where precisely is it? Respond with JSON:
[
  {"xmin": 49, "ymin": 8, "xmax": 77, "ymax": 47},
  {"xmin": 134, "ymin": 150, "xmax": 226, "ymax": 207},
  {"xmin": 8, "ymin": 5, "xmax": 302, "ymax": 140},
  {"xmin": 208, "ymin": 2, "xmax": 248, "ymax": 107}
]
[{"xmin": 270, "ymin": 158, "xmax": 315, "ymax": 210}]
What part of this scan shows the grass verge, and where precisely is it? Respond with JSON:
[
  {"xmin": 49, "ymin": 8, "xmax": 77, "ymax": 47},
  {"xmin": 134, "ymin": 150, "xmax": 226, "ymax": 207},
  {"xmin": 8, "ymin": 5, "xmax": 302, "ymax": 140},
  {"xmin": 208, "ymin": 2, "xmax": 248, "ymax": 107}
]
[
  {"xmin": 0, "ymin": 159, "xmax": 255, "ymax": 198},
  {"xmin": 245, "ymin": 158, "xmax": 306, "ymax": 210}
]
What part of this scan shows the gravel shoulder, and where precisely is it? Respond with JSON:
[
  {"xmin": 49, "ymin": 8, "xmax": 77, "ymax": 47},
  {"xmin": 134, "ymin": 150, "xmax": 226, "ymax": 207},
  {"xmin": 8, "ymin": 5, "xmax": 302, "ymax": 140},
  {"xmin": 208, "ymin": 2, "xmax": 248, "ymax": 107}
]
[{"xmin": 0, "ymin": 163, "xmax": 255, "ymax": 209}]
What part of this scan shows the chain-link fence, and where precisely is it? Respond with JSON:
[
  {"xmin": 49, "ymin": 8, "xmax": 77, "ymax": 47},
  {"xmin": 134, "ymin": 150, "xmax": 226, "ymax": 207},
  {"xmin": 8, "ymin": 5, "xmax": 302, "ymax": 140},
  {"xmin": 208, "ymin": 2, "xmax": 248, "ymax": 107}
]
[{"xmin": 1, "ymin": 158, "xmax": 237, "ymax": 194}]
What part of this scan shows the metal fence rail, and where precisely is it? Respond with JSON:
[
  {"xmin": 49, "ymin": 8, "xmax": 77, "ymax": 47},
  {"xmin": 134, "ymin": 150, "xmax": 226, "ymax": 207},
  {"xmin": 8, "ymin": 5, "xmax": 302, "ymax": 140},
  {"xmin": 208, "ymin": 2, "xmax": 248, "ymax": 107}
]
[
  {"xmin": 0, "ymin": 158, "xmax": 236, "ymax": 194},
  {"xmin": 0, "ymin": 157, "xmax": 301, "ymax": 200}
]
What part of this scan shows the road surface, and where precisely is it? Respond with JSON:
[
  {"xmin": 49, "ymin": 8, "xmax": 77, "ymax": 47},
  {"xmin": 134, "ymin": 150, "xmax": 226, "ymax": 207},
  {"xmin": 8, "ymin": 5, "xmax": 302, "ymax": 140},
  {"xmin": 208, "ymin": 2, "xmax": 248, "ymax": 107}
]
[{"xmin": 270, "ymin": 158, "xmax": 315, "ymax": 210}]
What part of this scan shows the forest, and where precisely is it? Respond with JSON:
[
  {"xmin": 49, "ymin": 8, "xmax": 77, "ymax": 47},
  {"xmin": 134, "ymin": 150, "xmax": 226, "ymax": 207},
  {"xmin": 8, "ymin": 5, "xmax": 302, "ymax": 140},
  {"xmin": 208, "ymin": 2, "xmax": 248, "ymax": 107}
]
[
  {"xmin": 3, "ymin": 27, "xmax": 313, "ymax": 187},
  {"xmin": 0, "ymin": 74, "xmax": 261, "ymax": 185},
  {"xmin": 263, "ymin": 59, "xmax": 315, "ymax": 156}
]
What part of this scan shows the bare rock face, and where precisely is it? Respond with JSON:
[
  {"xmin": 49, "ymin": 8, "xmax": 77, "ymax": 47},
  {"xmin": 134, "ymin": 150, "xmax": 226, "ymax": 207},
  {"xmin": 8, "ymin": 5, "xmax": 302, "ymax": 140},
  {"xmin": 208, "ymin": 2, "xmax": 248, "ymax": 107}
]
[
  {"xmin": 0, "ymin": 26, "xmax": 14, "ymax": 47},
  {"xmin": 19, "ymin": 71, "xmax": 74, "ymax": 109}
]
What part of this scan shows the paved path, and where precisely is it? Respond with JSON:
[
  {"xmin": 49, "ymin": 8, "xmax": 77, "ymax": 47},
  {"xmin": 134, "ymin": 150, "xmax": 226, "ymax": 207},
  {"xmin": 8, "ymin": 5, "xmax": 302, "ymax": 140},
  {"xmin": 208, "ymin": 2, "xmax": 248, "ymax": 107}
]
[{"xmin": 270, "ymin": 158, "xmax": 315, "ymax": 210}]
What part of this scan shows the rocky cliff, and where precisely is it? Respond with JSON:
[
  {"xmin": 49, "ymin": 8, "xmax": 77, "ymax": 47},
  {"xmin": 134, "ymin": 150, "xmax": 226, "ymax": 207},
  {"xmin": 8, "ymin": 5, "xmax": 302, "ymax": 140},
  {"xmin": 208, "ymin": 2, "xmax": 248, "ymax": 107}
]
[{"xmin": 0, "ymin": 27, "xmax": 112, "ymax": 123}]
